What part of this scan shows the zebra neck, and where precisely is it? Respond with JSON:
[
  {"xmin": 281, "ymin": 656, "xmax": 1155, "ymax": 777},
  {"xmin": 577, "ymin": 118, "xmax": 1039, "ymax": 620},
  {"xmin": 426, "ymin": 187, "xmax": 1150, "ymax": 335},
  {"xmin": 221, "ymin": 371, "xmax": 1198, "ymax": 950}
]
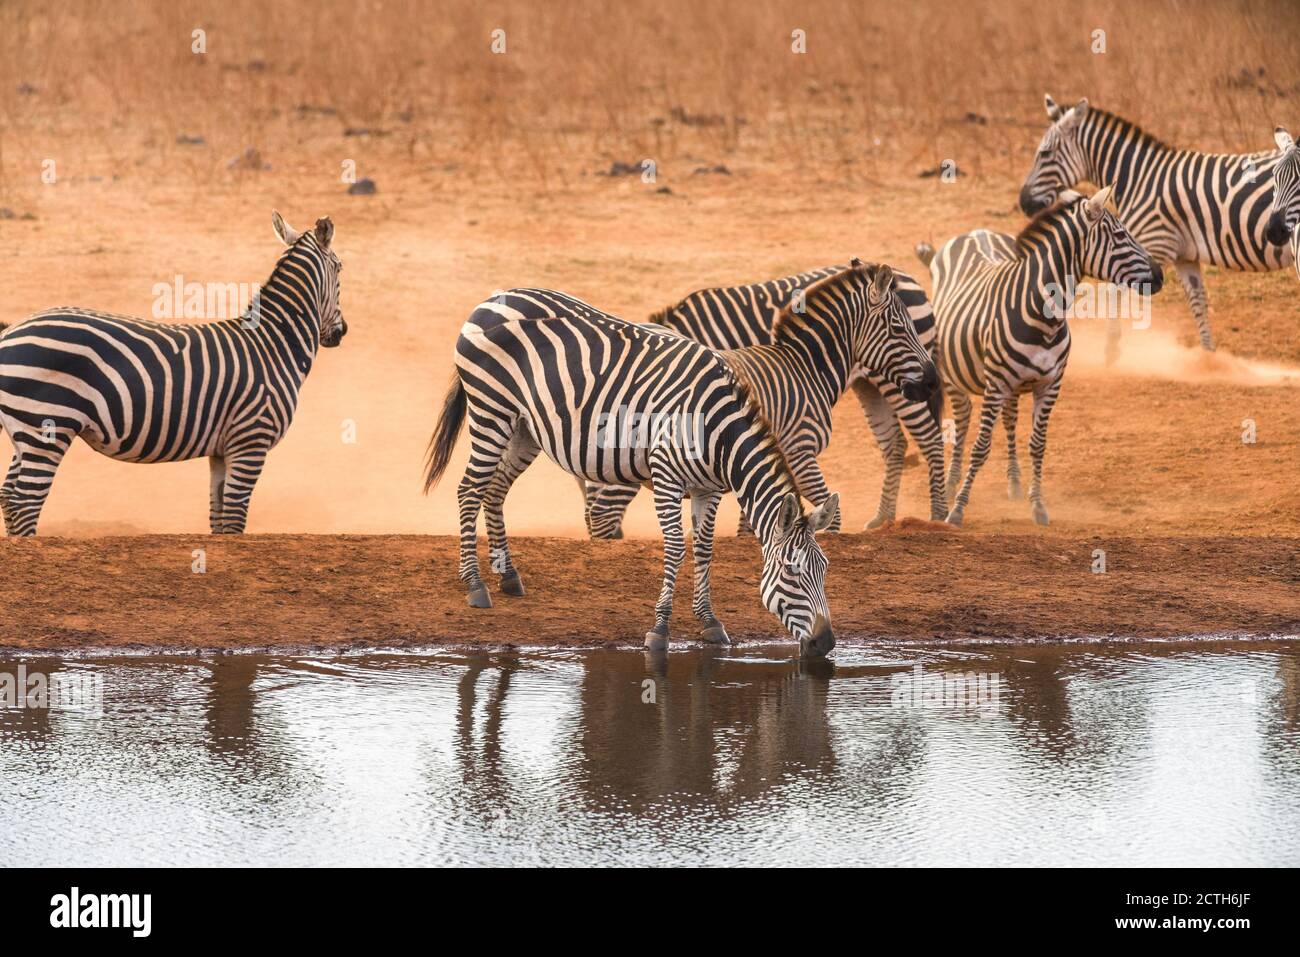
[
  {"xmin": 1019, "ymin": 220, "xmax": 1086, "ymax": 322},
  {"xmin": 249, "ymin": 289, "xmax": 321, "ymax": 379},
  {"xmin": 770, "ymin": 316, "xmax": 852, "ymax": 400},
  {"xmin": 722, "ymin": 417, "xmax": 799, "ymax": 541}
]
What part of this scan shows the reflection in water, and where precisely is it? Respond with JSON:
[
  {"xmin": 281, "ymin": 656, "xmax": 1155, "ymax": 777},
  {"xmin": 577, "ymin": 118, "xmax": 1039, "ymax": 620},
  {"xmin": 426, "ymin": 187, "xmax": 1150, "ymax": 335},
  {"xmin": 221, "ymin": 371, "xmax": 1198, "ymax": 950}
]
[{"xmin": 2, "ymin": 642, "xmax": 1299, "ymax": 866}]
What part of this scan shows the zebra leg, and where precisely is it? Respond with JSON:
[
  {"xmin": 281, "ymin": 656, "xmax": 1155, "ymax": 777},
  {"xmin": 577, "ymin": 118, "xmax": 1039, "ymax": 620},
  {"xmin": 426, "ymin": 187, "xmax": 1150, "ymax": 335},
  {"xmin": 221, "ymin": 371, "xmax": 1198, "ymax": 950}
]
[
  {"xmin": 646, "ymin": 475, "xmax": 687, "ymax": 651},
  {"xmin": 4, "ymin": 427, "xmax": 74, "ymax": 537},
  {"xmin": 456, "ymin": 420, "xmax": 516, "ymax": 609},
  {"xmin": 946, "ymin": 389, "xmax": 972, "ymax": 504},
  {"xmin": 587, "ymin": 483, "xmax": 637, "ymax": 539},
  {"xmin": 0, "ymin": 452, "xmax": 20, "ymax": 535},
  {"xmin": 483, "ymin": 427, "xmax": 541, "ymax": 597},
  {"xmin": 1027, "ymin": 380, "xmax": 1062, "ymax": 526},
  {"xmin": 788, "ymin": 451, "xmax": 840, "ymax": 533},
  {"xmin": 854, "ymin": 382, "xmax": 906, "ymax": 529},
  {"xmin": 946, "ymin": 391, "xmax": 1006, "ymax": 527},
  {"xmin": 689, "ymin": 490, "xmax": 729, "ymax": 644},
  {"xmin": 736, "ymin": 505, "xmax": 753, "ymax": 537},
  {"xmin": 900, "ymin": 397, "xmax": 947, "ymax": 522},
  {"xmin": 1002, "ymin": 396, "xmax": 1023, "ymax": 500},
  {"xmin": 216, "ymin": 445, "xmax": 269, "ymax": 534},
  {"xmin": 208, "ymin": 456, "xmax": 226, "ymax": 533},
  {"xmin": 1104, "ymin": 316, "xmax": 1122, "ymax": 366},
  {"xmin": 1175, "ymin": 261, "xmax": 1215, "ymax": 352}
]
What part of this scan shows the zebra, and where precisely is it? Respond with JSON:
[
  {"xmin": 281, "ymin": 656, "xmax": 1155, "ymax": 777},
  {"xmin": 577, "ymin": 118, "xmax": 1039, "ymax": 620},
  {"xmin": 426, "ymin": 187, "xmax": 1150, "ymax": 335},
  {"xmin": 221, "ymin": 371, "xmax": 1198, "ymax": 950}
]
[
  {"xmin": 1266, "ymin": 125, "xmax": 1300, "ymax": 280},
  {"xmin": 422, "ymin": 276, "xmax": 927, "ymax": 657},
  {"xmin": 918, "ymin": 187, "xmax": 1162, "ymax": 526},
  {"xmin": 582, "ymin": 262, "xmax": 944, "ymax": 539},
  {"xmin": 1019, "ymin": 95, "xmax": 1294, "ymax": 359},
  {"xmin": 0, "ymin": 211, "xmax": 345, "ymax": 536}
]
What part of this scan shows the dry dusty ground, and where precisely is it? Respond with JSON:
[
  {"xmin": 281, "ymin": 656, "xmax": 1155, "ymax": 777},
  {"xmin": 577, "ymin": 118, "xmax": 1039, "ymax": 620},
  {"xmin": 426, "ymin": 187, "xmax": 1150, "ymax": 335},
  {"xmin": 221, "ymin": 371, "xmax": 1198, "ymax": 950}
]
[
  {"xmin": 0, "ymin": 529, "xmax": 1297, "ymax": 653},
  {"xmin": 1, "ymin": 113, "xmax": 1298, "ymax": 651}
]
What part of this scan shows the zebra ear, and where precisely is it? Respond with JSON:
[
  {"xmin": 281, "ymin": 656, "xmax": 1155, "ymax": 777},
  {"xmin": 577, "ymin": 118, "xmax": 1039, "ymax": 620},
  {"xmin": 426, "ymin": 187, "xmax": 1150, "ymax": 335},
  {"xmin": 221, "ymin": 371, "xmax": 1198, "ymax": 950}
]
[
  {"xmin": 1060, "ymin": 99, "xmax": 1088, "ymax": 130},
  {"xmin": 1275, "ymin": 126, "xmax": 1295, "ymax": 152},
  {"xmin": 1083, "ymin": 186, "xmax": 1113, "ymax": 225},
  {"xmin": 1044, "ymin": 94, "xmax": 1062, "ymax": 121},
  {"xmin": 776, "ymin": 492, "xmax": 800, "ymax": 536},
  {"xmin": 272, "ymin": 210, "xmax": 300, "ymax": 246},
  {"xmin": 871, "ymin": 263, "xmax": 895, "ymax": 296},
  {"xmin": 809, "ymin": 493, "xmax": 839, "ymax": 534},
  {"xmin": 314, "ymin": 217, "xmax": 335, "ymax": 249}
]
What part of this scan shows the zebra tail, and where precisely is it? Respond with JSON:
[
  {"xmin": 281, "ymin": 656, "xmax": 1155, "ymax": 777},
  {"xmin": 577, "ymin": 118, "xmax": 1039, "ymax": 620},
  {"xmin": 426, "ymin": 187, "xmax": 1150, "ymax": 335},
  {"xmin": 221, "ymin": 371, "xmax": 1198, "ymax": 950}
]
[
  {"xmin": 423, "ymin": 375, "xmax": 467, "ymax": 494},
  {"xmin": 915, "ymin": 242, "xmax": 936, "ymax": 267}
]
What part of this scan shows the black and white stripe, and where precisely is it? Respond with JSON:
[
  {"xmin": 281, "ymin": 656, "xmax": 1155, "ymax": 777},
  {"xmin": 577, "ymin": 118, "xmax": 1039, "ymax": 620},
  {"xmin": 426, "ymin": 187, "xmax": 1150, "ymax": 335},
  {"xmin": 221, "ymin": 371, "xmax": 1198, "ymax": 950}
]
[
  {"xmin": 1266, "ymin": 126, "xmax": 1300, "ymax": 280},
  {"xmin": 920, "ymin": 188, "xmax": 1161, "ymax": 526},
  {"xmin": 584, "ymin": 261, "xmax": 944, "ymax": 539},
  {"xmin": 423, "ymin": 286, "xmax": 841, "ymax": 657},
  {"xmin": 1020, "ymin": 96, "xmax": 1294, "ymax": 356},
  {"xmin": 0, "ymin": 212, "xmax": 345, "ymax": 536}
]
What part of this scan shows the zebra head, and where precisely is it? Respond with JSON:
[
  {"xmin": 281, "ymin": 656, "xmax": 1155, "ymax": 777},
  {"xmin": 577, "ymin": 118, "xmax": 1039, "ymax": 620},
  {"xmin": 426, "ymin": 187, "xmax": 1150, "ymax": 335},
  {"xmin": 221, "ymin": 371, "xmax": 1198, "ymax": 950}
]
[
  {"xmin": 1020, "ymin": 95, "xmax": 1091, "ymax": 215},
  {"xmin": 1078, "ymin": 186, "xmax": 1164, "ymax": 295},
  {"xmin": 853, "ymin": 261, "xmax": 939, "ymax": 402},
  {"xmin": 271, "ymin": 211, "xmax": 347, "ymax": 348},
  {"xmin": 762, "ymin": 492, "xmax": 838, "ymax": 658},
  {"xmin": 1265, "ymin": 126, "xmax": 1299, "ymax": 247}
]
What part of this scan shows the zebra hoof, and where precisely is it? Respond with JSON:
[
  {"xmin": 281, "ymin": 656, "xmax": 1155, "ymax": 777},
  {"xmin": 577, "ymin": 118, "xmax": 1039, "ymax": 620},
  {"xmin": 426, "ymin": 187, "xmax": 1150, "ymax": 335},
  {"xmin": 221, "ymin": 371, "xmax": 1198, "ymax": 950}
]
[
  {"xmin": 467, "ymin": 584, "xmax": 493, "ymax": 608},
  {"xmin": 499, "ymin": 570, "xmax": 525, "ymax": 597},
  {"xmin": 644, "ymin": 628, "xmax": 670, "ymax": 652},
  {"xmin": 1032, "ymin": 503, "xmax": 1050, "ymax": 526},
  {"xmin": 864, "ymin": 513, "xmax": 891, "ymax": 530},
  {"xmin": 1008, "ymin": 481, "xmax": 1024, "ymax": 501},
  {"xmin": 699, "ymin": 623, "xmax": 730, "ymax": 645},
  {"xmin": 945, "ymin": 509, "xmax": 964, "ymax": 527}
]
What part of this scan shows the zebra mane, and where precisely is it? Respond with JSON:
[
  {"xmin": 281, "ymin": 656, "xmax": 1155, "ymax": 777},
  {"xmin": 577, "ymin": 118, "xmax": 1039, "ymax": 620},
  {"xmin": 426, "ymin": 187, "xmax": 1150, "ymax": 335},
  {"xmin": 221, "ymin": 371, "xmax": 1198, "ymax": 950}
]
[
  {"xmin": 646, "ymin": 303, "xmax": 678, "ymax": 326},
  {"xmin": 723, "ymin": 365, "xmax": 800, "ymax": 498},
  {"xmin": 770, "ymin": 260, "xmax": 873, "ymax": 340},
  {"xmin": 1013, "ymin": 192, "xmax": 1089, "ymax": 253},
  {"xmin": 1084, "ymin": 107, "xmax": 1174, "ymax": 153}
]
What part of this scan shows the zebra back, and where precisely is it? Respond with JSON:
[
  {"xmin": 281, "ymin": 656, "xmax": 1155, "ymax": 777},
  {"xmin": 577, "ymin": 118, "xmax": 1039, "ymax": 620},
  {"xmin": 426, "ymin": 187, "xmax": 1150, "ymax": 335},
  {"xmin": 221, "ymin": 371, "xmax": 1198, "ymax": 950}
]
[{"xmin": 649, "ymin": 264, "xmax": 936, "ymax": 352}]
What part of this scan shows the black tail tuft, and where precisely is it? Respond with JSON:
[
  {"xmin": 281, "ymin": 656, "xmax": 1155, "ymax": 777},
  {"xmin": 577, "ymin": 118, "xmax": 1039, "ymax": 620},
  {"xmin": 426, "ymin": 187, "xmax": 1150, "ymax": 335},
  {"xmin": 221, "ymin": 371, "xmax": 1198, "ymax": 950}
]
[
  {"xmin": 915, "ymin": 242, "xmax": 936, "ymax": 268},
  {"xmin": 0, "ymin": 322, "xmax": 9, "ymax": 334},
  {"xmin": 423, "ymin": 375, "xmax": 467, "ymax": 494}
]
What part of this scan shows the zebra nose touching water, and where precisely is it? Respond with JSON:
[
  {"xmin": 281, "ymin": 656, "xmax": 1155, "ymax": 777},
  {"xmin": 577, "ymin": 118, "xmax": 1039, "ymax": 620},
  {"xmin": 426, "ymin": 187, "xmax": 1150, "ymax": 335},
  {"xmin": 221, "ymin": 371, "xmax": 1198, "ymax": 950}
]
[
  {"xmin": 0, "ymin": 211, "xmax": 345, "ymax": 536},
  {"xmin": 423, "ymin": 287, "xmax": 842, "ymax": 657}
]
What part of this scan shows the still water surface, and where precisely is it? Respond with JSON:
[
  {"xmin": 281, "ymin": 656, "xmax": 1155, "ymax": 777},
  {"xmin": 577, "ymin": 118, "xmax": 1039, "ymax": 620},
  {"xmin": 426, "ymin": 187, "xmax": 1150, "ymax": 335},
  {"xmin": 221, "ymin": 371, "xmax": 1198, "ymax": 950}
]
[{"xmin": 2, "ymin": 641, "xmax": 1299, "ymax": 866}]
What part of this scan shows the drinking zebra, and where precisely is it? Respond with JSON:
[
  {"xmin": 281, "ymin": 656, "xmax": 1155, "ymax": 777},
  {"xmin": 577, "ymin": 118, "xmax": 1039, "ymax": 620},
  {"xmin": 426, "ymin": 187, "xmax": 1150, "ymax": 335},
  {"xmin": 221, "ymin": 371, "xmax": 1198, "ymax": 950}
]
[
  {"xmin": 918, "ymin": 188, "xmax": 1162, "ymax": 526},
  {"xmin": 1266, "ymin": 126, "xmax": 1300, "ymax": 280},
  {"xmin": 1020, "ymin": 96, "xmax": 1293, "ymax": 358},
  {"xmin": 583, "ymin": 262, "xmax": 944, "ymax": 539},
  {"xmin": 423, "ymin": 277, "xmax": 931, "ymax": 656},
  {"xmin": 0, "ymin": 212, "xmax": 345, "ymax": 536}
]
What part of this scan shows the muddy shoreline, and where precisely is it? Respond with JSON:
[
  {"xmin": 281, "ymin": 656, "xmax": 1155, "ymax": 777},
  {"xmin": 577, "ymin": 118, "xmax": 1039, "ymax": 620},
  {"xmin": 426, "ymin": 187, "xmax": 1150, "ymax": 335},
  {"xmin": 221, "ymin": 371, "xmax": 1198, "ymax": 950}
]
[{"xmin": 2, "ymin": 529, "xmax": 1297, "ymax": 654}]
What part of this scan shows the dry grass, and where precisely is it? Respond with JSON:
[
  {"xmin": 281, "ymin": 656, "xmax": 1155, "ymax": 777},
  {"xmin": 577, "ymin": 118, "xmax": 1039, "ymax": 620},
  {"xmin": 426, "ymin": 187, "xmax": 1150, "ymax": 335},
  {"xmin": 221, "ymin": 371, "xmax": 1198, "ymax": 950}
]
[{"xmin": 1, "ymin": 0, "xmax": 1297, "ymax": 188}]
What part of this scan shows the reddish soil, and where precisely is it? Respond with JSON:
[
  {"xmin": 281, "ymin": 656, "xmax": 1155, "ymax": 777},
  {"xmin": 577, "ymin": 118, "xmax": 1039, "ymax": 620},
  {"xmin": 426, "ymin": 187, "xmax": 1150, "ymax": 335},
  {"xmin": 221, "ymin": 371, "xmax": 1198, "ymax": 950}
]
[{"xmin": 1, "ymin": 530, "xmax": 1296, "ymax": 652}]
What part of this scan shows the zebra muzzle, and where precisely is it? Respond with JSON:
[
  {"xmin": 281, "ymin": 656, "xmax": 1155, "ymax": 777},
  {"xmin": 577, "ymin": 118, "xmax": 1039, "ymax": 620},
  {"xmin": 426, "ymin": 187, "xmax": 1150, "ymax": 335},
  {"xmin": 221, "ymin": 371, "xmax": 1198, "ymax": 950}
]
[
  {"xmin": 1265, "ymin": 211, "xmax": 1294, "ymax": 247},
  {"xmin": 799, "ymin": 614, "xmax": 835, "ymax": 659}
]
